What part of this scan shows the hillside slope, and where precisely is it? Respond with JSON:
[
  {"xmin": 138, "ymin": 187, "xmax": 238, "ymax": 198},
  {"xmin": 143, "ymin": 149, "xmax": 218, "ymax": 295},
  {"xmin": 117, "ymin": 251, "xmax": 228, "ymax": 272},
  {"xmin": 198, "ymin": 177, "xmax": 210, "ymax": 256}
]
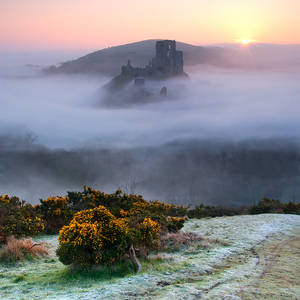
[
  {"xmin": 45, "ymin": 41, "xmax": 300, "ymax": 76},
  {"xmin": 45, "ymin": 40, "xmax": 231, "ymax": 76}
]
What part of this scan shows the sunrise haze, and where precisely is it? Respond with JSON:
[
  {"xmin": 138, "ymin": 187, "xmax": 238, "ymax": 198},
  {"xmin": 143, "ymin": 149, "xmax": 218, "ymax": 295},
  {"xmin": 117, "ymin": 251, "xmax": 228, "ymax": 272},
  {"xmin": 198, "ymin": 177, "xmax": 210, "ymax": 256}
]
[{"xmin": 1, "ymin": 0, "xmax": 300, "ymax": 50}]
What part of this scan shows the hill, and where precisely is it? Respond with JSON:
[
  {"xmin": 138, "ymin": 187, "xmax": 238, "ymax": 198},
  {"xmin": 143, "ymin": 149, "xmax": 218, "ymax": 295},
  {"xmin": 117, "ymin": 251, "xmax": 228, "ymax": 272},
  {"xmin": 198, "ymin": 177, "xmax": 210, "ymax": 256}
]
[
  {"xmin": 45, "ymin": 40, "xmax": 300, "ymax": 76},
  {"xmin": 45, "ymin": 40, "xmax": 232, "ymax": 76}
]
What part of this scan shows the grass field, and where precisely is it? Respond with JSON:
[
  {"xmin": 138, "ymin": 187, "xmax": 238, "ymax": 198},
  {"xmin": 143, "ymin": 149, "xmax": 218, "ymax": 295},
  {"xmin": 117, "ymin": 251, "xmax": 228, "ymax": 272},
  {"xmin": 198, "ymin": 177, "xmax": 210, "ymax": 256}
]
[{"xmin": 0, "ymin": 214, "xmax": 299, "ymax": 299}]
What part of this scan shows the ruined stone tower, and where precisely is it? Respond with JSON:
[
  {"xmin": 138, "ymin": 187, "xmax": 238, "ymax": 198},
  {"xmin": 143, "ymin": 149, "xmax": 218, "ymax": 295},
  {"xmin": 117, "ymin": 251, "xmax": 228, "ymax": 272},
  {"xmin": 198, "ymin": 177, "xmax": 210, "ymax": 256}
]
[
  {"xmin": 119, "ymin": 40, "xmax": 185, "ymax": 80},
  {"xmin": 153, "ymin": 40, "xmax": 183, "ymax": 76},
  {"xmin": 108, "ymin": 39, "xmax": 187, "ymax": 92},
  {"xmin": 105, "ymin": 40, "xmax": 188, "ymax": 105}
]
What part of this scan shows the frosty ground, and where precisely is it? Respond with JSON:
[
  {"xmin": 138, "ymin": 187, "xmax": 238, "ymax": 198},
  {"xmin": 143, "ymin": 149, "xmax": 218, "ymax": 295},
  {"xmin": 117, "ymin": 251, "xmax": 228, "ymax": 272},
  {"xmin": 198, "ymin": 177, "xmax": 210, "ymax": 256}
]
[{"xmin": 1, "ymin": 214, "xmax": 299, "ymax": 299}]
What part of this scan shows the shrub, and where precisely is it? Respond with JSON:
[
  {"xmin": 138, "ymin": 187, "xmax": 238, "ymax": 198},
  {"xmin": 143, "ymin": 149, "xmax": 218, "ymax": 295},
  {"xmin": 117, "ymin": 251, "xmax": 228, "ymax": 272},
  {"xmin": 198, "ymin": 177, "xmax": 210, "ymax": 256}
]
[
  {"xmin": 126, "ymin": 200, "xmax": 186, "ymax": 234},
  {"xmin": 283, "ymin": 202, "xmax": 300, "ymax": 214},
  {"xmin": 3, "ymin": 216, "xmax": 45, "ymax": 237},
  {"xmin": 66, "ymin": 186, "xmax": 187, "ymax": 235},
  {"xmin": 0, "ymin": 195, "xmax": 45, "ymax": 241},
  {"xmin": 139, "ymin": 217, "xmax": 161, "ymax": 247},
  {"xmin": 57, "ymin": 206, "xmax": 130, "ymax": 266},
  {"xmin": 57, "ymin": 205, "xmax": 161, "ymax": 271},
  {"xmin": 250, "ymin": 198, "xmax": 300, "ymax": 215},
  {"xmin": 249, "ymin": 198, "xmax": 283, "ymax": 214},
  {"xmin": 38, "ymin": 196, "xmax": 73, "ymax": 233},
  {"xmin": 166, "ymin": 217, "xmax": 185, "ymax": 233},
  {"xmin": 0, "ymin": 237, "xmax": 49, "ymax": 263},
  {"xmin": 67, "ymin": 186, "xmax": 146, "ymax": 215},
  {"xmin": 68, "ymin": 186, "xmax": 188, "ymax": 218},
  {"xmin": 188, "ymin": 204, "xmax": 244, "ymax": 219}
]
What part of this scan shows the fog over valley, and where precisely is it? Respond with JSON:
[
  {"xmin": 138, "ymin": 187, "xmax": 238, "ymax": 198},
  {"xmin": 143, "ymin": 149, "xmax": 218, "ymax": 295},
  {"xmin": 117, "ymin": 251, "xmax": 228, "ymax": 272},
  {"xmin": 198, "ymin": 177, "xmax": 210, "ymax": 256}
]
[{"xmin": 1, "ymin": 47, "xmax": 300, "ymax": 205}]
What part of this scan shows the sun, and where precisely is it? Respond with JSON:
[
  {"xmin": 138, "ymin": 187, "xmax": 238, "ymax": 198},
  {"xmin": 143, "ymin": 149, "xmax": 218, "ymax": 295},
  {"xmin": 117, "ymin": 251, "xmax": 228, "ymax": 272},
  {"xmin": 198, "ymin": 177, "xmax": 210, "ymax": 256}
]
[
  {"xmin": 239, "ymin": 38, "xmax": 255, "ymax": 46},
  {"xmin": 241, "ymin": 39, "xmax": 250, "ymax": 45}
]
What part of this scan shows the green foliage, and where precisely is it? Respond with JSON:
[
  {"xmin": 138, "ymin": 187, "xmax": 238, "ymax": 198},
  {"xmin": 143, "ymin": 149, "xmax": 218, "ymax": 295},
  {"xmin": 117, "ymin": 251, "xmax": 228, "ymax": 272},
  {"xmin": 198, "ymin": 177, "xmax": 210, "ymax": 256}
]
[
  {"xmin": 188, "ymin": 204, "xmax": 244, "ymax": 219},
  {"xmin": 0, "ymin": 195, "xmax": 44, "ymax": 240},
  {"xmin": 56, "ymin": 205, "xmax": 162, "ymax": 267},
  {"xmin": 250, "ymin": 198, "xmax": 300, "ymax": 215},
  {"xmin": 38, "ymin": 196, "xmax": 73, "ymax": 233},
  {"xmin": 283, "ymin": 202, "xmax": 300, "ymax": 214},
  {"xmin": 166, "ymin": 216, "xmax": 185, "ymax": 233},
  {"xmin": 125, "ymin": 200, "xmax": 186, "ymax": 234},
  {"xmin": 66, "ymin": 186, "xmax": 187, "ymax": 235},
  {"xmin": 67, "ymin": 186, "xmax": 145, "ymax": 216},
  {"xmin": 1, "ymin": 187, "xmax": 187, "ymax": 246},
  {"xmin": 56, "ymin": 206, "xmax": 130, "ymax": 266}
]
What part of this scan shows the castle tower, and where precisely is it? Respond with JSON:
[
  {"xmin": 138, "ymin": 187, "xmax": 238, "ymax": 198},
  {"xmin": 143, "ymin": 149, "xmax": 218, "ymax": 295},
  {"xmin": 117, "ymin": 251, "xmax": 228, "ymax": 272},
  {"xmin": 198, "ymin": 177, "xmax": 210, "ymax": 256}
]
[{"xmin": 154, "ymin": 40, "xmax": 183, "ymax": 75}]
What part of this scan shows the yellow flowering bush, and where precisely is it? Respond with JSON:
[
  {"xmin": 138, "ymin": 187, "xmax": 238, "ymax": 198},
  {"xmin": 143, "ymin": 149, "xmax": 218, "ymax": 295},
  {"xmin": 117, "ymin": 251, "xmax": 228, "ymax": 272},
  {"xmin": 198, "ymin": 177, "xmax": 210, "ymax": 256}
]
[
  {"xmin": 57, "ymin": 206, "xmax": 129, "ymax": 265},
  {"xmin": 0, "ymin": 194, "xmax": 45, "ymax": 241},
  {"xmin": 67, "ymin": 186, "xmax": 187, "ymax": 233},
  {"xmin": 127, "ymin": 200, "xmax": 186, "ymax": 233},
  {"xmin": 56, "ymin": 204, "xmax": 162, "ymax": 268},
  {"xmin": 38, "ymin": 196, "xmax": 73, "ymax": 233},
  {"xmin": 140, "ymin": 217, "xmax": 160, "ymax": 246},
  {"xmin": 165, "ymin": 216, "xmax": 185, "ymax": 233},
  {"xmin": 3, "ymin": 216, "xmax": 45, "ymax": 237},
  {"xmin": 67, "ymin": 186, "xmax": 146, "ymax": 216}
]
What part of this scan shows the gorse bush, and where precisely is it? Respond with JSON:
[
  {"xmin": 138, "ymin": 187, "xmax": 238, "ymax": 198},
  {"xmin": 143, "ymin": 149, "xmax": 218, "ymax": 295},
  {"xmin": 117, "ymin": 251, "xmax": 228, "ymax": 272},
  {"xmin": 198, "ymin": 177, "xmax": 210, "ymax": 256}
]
[
  {"xmin": 67, "ymin": 186, "xmax": 145, "ymax": 215},
  {"xmin": 125, "ymin": 200, "xmax": 186, "ymax": 234},
  {"xmin": 56, "ymin": 205, "xmax": 161, "ymax": 269},
  {"xmin": 1, "ymin": 187, "xmax": 187, "ymax": 245},
  {"xmin": 1, "ymin": 187, "xmax": 299, "ymax": 243},
  {"xmin": 38, "ymin": 196, "xmax": 73, "ymax": 233},
  {"xmin": 68, "ymin": 186, "xmax": 188, "ymax": 218},
  {"xmin": 3, "ymin": 216, "xmax": 45, "ymax": 237},
  {"xmin": 0, "ymin": 195, "xmax": 44, "ymax": 241},
  {"xmin": 166, "ymin": 216, "xmax": 185, "ymax": 233},
  {"xmin": 57, "ymin": 206, "xmax": 130, "ymax": 265}
]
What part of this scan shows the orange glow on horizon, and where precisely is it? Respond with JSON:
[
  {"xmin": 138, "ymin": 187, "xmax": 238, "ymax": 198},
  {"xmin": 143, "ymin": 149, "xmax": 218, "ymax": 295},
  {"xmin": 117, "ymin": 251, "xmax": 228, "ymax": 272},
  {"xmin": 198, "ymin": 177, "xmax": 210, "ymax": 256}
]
[
  {"xmin": 238, "ymin": 39, "xmax": 256, "ymax": 46},
  {"xmin": 0, "ymin": 0, "xmax": 299, "ymax": 50}
]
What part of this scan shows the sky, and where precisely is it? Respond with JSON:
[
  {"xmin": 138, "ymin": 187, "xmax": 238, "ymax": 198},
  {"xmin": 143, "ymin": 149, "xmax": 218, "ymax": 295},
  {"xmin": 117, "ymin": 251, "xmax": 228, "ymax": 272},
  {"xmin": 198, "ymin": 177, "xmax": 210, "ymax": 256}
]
[{"xmin": 1, "ymin": 0, "xmax": 300, "ymax": 51}]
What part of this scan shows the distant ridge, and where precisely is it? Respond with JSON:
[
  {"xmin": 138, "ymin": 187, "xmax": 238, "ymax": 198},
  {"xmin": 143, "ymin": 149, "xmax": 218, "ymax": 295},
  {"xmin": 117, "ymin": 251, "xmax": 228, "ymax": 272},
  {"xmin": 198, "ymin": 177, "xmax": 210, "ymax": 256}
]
[
  {"xmin": 45, "ymin": 40, "xmax": 231, "ymax": 76},
  {"xmin": 45, "ymin": 40, "xmax": 300, "ymax": 76}
]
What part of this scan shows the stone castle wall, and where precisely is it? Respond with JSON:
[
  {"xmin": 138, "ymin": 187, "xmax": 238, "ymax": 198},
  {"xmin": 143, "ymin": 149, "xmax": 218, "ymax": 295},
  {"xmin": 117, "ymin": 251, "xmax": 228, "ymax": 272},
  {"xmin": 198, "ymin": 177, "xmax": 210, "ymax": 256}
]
[{"xmin": 120, "ymin": 40, "xmax": 184, "ymax": 80}]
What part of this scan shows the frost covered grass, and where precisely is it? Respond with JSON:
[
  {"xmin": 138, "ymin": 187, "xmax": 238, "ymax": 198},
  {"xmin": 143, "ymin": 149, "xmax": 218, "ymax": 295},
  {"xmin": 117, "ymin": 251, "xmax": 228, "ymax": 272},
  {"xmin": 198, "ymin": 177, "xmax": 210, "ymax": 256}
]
[{"xmin": 0, "ymin": 214, "xmax": 299, "ymax": 299}]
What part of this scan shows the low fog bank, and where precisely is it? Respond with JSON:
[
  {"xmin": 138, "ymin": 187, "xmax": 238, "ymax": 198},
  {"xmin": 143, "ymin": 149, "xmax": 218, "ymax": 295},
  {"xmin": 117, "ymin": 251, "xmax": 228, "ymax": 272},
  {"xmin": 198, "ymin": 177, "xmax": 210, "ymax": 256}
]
[
  {"xmin": 1, "ymin": 64, "xmax": 300, "ymax": 149},
  {"xmin": 0, "ymin": 136, "xmax": 299, "ymax": 206},
  {"xmin": 1, "ymin": 54, "xmax": 300, "ymax": 205}
]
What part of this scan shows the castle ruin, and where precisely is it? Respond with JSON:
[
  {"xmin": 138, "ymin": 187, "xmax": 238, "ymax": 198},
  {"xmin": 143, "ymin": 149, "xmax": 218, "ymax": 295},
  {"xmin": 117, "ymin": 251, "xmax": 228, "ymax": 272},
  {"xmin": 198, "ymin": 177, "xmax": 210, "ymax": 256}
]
[
  {"xmin": 118, "ymin": 40, "xmax": 185, "ymax": 82},
  {"xmin": 104, "ymin": 40, "xmax": 188, "ymax": 105}
]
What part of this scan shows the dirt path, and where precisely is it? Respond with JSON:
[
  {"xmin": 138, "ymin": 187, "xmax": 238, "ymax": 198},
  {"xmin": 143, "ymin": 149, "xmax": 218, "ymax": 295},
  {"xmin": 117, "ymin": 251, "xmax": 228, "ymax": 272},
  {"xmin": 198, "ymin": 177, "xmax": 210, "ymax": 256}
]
[
  {"xmin": 150, "ymin": 215, "xmax": 300, "ymax": 300},
  {"xmin": 192, "ymin": 226, "xmax": 300, "ymax": 299},
  {"xmin": 236, "ymin": 231, "xmax": 300, "ymax": 299}
]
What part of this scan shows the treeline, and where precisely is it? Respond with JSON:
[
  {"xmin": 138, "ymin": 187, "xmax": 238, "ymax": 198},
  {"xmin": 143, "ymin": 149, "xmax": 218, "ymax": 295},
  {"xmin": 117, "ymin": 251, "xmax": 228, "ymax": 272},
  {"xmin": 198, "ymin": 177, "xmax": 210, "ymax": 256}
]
[
  {"xmin": 188, "ymin": 198, "xmax": 300, "ymax": 218},
  {"xmin": 0, "ymin": 186, "xmax": 186, "ymax": 241},
  {"xmin": 1, "ymin": 186, "xmax": 299, "ymax": 243},
  {"xmin": 1, "ymin": 137, "xmax": 300, "ymax": 207}
]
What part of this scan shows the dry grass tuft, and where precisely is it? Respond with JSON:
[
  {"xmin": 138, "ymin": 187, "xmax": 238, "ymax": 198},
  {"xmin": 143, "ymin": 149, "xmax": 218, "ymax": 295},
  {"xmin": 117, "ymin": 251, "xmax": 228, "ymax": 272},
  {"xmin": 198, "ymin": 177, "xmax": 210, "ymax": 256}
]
[
  {"xmin": 0, "ymin": 236, "xmax": 49, "ymax": 263},
  {"xmin": 150, "ymin": 253, "xmax": 175, "ymax": 261},
  {"xmin": 160, "ymin": 231, "xmax": 210, "ymax": 251}
]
